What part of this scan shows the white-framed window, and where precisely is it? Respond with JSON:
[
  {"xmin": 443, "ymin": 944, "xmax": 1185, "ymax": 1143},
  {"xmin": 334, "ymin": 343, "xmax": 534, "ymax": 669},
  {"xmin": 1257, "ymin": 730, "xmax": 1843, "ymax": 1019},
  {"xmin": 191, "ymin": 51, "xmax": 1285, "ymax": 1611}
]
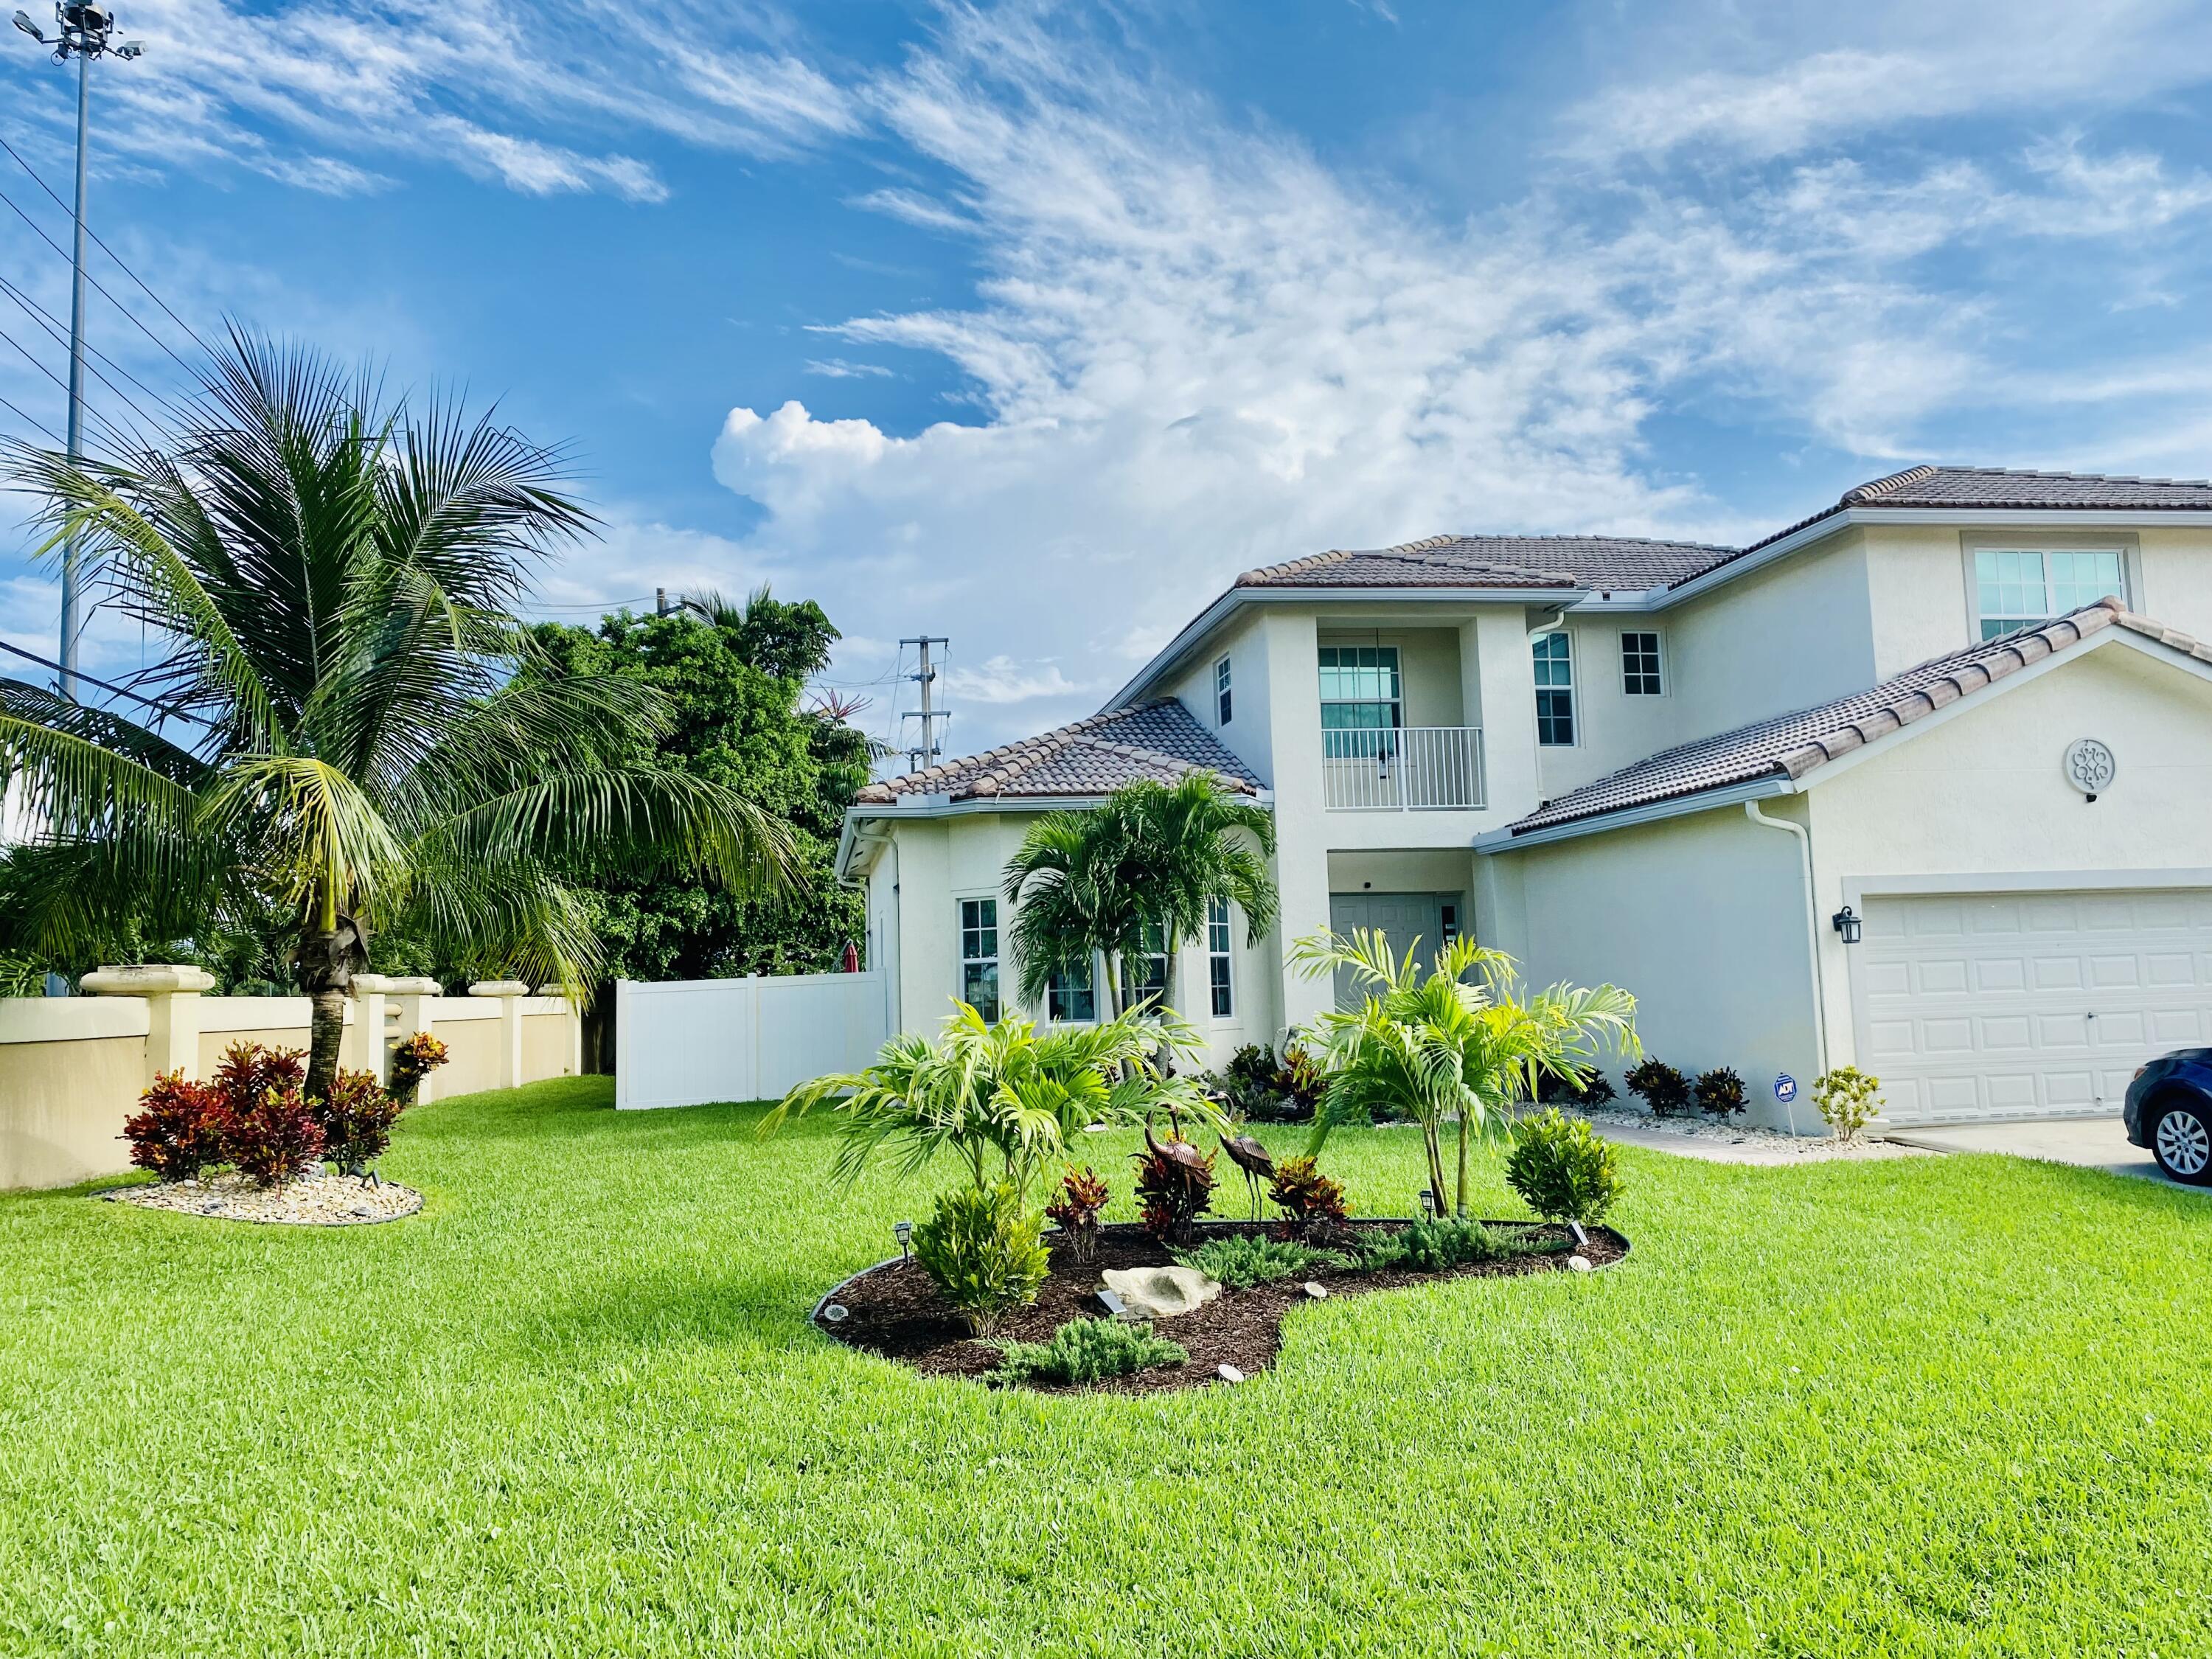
[
  {"xmin": 1214, "ymin": 655, "xmax": 1233, "ymax": 726},
  {"xmin": 959, "ymin": 898, "xmax": 1001, "ymax": 1021},
  {"xmin": 1046, "ymin": 959, "xmax": 1096, "ymax": 1023},
  {"xmin": 1119, "ymin": 922, "xmax": 1168, "ymax": 1011},
  {"xmin": 1532, "ymin": 631, "xmax": 1576, "ymax": 746},
  {"xmin": 1207, "ymin": 898, "xmax": 1234, "ymax": 1018},
  {"xmin": 1620, "ymin": 630, "xmax": 1663, "ymax": 696},
  {"xmin": 1975, "ymin": 549, "xmax": 2126, "ymax": 639},
  {"xmin": 1320, "ymin": 643, "xmax": 1402, "ymax": 764}
]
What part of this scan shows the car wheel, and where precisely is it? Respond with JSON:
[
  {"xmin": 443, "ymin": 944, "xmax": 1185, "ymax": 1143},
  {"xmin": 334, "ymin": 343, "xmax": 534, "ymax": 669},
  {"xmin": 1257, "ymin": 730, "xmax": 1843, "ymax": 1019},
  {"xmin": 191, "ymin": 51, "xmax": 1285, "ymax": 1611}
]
[{"xmin": 2151, "ymin": 1099, "xmax": 2212, "ymax": 1186}]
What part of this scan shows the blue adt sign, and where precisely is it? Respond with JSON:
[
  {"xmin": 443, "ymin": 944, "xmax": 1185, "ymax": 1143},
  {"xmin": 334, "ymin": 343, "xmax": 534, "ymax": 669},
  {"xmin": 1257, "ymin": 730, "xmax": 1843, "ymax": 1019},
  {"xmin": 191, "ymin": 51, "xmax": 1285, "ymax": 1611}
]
[{"xmin": 1773, "ymin": 1074, "xmax": 1798, "ymax": 1104}]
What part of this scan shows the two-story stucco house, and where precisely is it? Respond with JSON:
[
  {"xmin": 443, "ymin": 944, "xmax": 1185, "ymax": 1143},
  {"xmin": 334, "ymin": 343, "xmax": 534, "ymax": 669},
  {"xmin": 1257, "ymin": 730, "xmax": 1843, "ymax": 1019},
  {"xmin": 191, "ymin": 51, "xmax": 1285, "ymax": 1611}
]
[{"xmin": 835, "ymin": 466, "xmax": 2212, "ymax": 1130}]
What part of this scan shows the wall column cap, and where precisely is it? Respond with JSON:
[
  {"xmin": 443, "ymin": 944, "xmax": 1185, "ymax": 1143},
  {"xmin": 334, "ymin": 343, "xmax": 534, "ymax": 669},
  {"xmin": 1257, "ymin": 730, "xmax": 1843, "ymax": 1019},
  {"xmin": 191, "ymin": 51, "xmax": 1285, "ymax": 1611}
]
[
  {"xmin": 469, "ymin": 979, "xmax": 532, "ymax": 998},
  {"xmin": 81, "ymin": 964, "xmax": 217, "ymax": 996},
  {"xmin": 378, "ymin": 976, "xmax": 444, "ymax": 996}
]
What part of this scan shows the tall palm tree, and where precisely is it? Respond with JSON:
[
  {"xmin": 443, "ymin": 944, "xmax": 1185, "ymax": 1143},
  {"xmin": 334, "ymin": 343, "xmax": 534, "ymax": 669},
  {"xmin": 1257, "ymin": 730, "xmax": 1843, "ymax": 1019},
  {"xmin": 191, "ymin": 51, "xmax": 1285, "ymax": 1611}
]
[
  {"xmin": 1001, "ymin": 774, "xmax": 1275, "ymax": 1024},
  {"xmin": 1116, "ymin": 773, "xmax": 1276, "ymax": 1018},
  {"xmin": 1291, "ymin": 931, "xmax": 1639, "ymax": 1220},
  {"xmin": 0, "ymin": 331, "xmax": 793, "ymax": 1099}
]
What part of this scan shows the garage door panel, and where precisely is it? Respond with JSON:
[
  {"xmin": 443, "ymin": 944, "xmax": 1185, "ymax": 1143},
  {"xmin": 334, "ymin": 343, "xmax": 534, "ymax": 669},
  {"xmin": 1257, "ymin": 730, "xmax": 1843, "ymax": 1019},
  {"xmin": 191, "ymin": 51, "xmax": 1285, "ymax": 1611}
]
[{"xmin": 1855, "ymin": 887, "xmax": 2212, "ymax": 1126}]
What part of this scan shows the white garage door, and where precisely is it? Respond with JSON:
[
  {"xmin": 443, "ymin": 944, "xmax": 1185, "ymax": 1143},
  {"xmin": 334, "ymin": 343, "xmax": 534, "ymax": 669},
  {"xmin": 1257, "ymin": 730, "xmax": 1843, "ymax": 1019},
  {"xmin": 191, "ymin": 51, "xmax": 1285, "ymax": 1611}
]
[{"xmin": 1855, "ymin": 888, "xmax": 2212, "ymax": 1124}]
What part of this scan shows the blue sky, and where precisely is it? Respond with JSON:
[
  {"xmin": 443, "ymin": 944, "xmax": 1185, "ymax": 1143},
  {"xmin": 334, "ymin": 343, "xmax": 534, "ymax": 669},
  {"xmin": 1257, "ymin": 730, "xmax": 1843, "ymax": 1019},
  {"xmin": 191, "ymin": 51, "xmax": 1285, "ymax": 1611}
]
[{"xmin": 5, "ymin": 0, "xmax": 2212, "ymax": 757}]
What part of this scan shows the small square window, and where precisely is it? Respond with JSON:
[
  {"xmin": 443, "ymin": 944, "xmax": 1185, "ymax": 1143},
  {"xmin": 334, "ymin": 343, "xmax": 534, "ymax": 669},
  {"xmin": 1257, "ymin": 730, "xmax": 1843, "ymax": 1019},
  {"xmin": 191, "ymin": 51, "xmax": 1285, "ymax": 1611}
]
[
  {"xmin": 1214, "ymin": 655, "xmax": 1233, "ymax": 726},
  {"xmin": 1621, "ymin": 630, "xmax": 1663, "ymax": 696},
  {"xmin": 1047, "ymin": 961, "xmax": 1096, "ymax": 1023}
]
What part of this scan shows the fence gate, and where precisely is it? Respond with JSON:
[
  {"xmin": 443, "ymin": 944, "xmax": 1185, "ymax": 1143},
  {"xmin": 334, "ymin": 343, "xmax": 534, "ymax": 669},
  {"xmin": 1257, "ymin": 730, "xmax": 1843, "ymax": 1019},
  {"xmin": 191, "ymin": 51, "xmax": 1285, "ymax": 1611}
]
[{"xmin": 614, "ymin": 973, "xmax": 888, "ymax": 1109}]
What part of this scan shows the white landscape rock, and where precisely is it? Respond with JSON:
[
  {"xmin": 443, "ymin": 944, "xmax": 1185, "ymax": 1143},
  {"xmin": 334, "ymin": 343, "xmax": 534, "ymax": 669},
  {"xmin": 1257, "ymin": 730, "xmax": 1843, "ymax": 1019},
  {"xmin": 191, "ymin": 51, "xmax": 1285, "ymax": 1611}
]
[
  {"xmin": 1568, "ymin": 1255, "xmax": 1593, "ymax": 1273},
  {"xmin": 1301, "ymin": 1281, "xmax": 1329, "ymax": 1300},
  {"xmin": 1099, "ymin": 1265, "xmax": 1222, "ymax": 1321}
]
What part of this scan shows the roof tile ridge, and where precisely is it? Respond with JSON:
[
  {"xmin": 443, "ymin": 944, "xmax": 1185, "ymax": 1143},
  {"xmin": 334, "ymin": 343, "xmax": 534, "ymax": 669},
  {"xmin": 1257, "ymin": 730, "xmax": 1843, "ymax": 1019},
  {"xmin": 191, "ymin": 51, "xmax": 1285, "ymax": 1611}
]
[
  {"xmin": 1840, "ymin": 464, "xmax": 1940, "ymax": 505},
  {"xmin": 1237, "ymin": 549, "xmax": 1352, "ymax": 585}
]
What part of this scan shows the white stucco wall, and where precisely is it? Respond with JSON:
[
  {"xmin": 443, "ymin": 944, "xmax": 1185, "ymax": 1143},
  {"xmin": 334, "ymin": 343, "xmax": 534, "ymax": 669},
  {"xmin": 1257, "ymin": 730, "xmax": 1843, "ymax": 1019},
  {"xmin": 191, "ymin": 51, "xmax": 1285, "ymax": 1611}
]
[
  {"xmin": 1804, "ymin": 636, "xmax": 2212, "ymax": 1068},
  {"xmin": 858, "ymin": 808, "xmax": 1283, "ymax": 1068},
  {"xmin": 1479, "ymin": 803, "xmax": 1820, "ymax": 1130},
  {"xmin": 1662, "ymin": 529, "xmax": 1879, "ymax": 751}
]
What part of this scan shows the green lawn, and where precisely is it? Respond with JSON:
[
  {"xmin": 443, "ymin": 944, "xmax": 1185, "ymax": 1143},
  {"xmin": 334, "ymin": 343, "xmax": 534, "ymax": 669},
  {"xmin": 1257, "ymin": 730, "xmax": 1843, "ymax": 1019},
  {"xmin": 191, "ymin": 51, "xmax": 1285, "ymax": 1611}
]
[{"xmin": 3, "ymin": 1079, "xmax": 2208, "ymax": 1658}]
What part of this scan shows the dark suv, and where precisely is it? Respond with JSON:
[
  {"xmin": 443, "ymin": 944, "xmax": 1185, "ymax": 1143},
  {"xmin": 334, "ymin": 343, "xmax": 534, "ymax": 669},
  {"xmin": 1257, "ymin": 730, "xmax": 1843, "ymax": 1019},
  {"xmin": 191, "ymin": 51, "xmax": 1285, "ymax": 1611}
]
[{"xmin": 2125, "ymin": 1051, "xmax": 2212, "ymax": 1185}]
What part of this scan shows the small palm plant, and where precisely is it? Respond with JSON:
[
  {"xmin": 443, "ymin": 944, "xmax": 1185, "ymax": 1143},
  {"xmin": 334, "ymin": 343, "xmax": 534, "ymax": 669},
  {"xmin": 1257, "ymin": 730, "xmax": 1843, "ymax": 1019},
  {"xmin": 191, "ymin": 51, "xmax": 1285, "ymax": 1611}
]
[
  {"xmin": 760, "ymin": 1001, "xmax": 1221, "ymax": 1199},
  {"xmin": 1290, "ymin": 931, "xmax": 1640, "ymax": 1220}
]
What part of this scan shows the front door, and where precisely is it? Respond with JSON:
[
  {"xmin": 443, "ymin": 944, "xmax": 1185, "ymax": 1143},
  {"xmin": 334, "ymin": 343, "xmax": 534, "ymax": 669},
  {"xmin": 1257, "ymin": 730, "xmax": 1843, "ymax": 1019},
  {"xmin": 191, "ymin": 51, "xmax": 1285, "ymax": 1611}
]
[{"xmin": 1327, "ymin": 892, "xmax": 1458, "ymax": 1009}]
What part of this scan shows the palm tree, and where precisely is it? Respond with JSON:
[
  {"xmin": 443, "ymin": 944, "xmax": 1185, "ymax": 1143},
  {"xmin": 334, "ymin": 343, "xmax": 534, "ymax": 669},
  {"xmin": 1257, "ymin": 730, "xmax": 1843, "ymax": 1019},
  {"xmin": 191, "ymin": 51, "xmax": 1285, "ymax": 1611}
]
[
  {"xmin": 1115, "ymin": 773, "xmax": 1276, "ymax": 1018},
  {"xmin": 1001, "ymin": 804, "xmax": 1150, "ymax": 1020},
  {"xmin": 0, "ymin": 331, "xmax": 794, "ymax": 1099},
  {"xmin": 1002, "ymin": 774, "xmax": 1276, "ymax": 1023},
  {"xmin": 1291, "ymin": 931, "xmax": 1639, "ymax": 1220}
]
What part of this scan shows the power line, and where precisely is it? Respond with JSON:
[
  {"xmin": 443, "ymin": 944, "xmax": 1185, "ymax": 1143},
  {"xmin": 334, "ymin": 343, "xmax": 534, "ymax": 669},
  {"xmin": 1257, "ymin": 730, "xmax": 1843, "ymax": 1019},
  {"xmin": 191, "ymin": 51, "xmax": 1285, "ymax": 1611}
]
[
  {"xmin": 0, "ymin": 389, "xmax": 63, "ymax": 445},
  {"xmin": 0, "ymin": 320, "xmax": 137, "ymax": 453},
  {"xmin": 0, "ymin": 635, "xmax": 216, "ymax": 727},
  {"xmin": 0, "ymin": 132, "xmax": 212, "ymax": 360},
  {"xmin": 0, "ymin": 271, "xmax": 182, "ymax": 438},
  {"xmin": 0, "ymin": 179, "xmax": 200, "ymax": 383}
]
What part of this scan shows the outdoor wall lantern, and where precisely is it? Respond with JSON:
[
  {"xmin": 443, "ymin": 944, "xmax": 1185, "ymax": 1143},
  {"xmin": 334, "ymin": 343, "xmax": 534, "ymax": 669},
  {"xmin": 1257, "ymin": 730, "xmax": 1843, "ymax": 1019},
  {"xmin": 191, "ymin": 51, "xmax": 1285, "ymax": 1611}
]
[
  {"xmin": 1831, "ymin": 905, "xmax": 1863, "ymax": 945},
  {"xmin": 893, "ymin": 1220, "xmax": 914, "ymax": 1259}
]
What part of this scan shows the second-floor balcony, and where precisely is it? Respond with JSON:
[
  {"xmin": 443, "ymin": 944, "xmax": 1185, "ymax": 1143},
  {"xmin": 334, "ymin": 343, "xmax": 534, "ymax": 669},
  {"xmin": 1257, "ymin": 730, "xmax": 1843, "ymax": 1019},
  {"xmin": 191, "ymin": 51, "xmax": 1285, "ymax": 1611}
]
[{"xmin": 1321, "ymin": 726, "xmax": 1485, "ymax": 811}]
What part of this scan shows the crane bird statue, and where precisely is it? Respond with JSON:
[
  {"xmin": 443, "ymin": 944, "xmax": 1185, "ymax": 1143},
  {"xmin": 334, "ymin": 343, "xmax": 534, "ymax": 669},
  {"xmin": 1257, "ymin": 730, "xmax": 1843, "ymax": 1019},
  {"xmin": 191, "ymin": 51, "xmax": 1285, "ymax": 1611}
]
[{"xmin": 1217, "ymin": 1131, "xmax": 1276, "ymax": 1221}]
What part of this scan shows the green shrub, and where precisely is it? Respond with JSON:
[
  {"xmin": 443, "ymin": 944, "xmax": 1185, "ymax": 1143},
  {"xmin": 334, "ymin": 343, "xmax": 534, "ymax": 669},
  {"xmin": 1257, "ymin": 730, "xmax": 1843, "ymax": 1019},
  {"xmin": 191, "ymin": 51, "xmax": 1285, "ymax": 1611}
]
[
  {"xmin": 911, "ymin": 1182, "xmax": 1050, "ymax": 1338},
  {"xmin": 1624, "ymin": 1058, "xmax": 1693, "ymax": 1118},
  {"xmin": 1169, "ymin": 1234, "xmax": 1352, "ymax": 1289},
  {"xmin": 1812, "ymin": 1065, "xmax": 1883, "ymax": 1142},
  {"xmin": 1506, "ymin": 1108, "xmax": 1626, "ymax": 1225},
  {"xmin": 1357, "ymin": 1216, "xmax": 1548, "ymax": 1273},
  {"xmin": 992, "ymin": 1318, "xmax": 1189, "ymax": 1385},
  {"xmin": 1694, "ymin": 1067, "xmax": 1747, "ymax": 1120}
]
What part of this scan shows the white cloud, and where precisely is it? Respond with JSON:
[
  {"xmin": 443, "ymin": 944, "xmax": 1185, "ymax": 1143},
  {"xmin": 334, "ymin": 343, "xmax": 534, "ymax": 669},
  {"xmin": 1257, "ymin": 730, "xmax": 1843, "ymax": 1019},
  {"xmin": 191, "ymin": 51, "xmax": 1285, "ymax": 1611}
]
[
  {"xmin": 0, "ymin": 0, "xmax": 863, "ymax": 200},
  {"xmin": 685, "ymin": 4, "xmax": 2212, "ymax": 753},
  {"xmin": 803, "ymin": 358, "xmax": 897, "ymax": 379}
]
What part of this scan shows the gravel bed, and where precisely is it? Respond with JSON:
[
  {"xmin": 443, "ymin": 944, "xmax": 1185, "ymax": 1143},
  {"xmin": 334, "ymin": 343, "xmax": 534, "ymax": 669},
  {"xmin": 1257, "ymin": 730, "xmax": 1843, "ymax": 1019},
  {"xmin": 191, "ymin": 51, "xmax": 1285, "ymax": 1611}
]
[
  {"xmin": 105, "ymin": 1169, "xmax": 423, "ymax": 1225},
  {"xmin": 1565, "ymin": 1105, "xmax": 1927, "ymax": 1161}
]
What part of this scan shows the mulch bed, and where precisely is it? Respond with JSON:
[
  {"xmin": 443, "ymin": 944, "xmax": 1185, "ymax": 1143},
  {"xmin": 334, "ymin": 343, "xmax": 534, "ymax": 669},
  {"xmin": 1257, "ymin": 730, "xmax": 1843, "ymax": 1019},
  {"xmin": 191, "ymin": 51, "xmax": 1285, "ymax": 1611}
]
[{"xmin": 815, "ymin": 1219, "xmax": 1629, "ymax": 1395}]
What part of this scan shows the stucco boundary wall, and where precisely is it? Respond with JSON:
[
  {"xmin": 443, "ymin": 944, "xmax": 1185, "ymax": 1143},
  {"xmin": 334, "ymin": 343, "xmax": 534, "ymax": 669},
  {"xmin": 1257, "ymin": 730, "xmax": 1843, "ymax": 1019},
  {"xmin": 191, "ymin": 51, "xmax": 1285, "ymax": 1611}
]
[{"xmin": 1, "ymin": 968, "xmax": 582, "ymax": 1192}]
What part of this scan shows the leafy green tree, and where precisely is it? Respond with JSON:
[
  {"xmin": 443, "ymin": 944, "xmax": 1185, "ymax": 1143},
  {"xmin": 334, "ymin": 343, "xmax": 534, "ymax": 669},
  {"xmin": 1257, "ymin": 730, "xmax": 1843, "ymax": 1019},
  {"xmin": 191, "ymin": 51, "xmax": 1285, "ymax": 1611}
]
[
  {"xmin": 1291, "ymin": 931, "xmax": 1640, "ymax": 1220},
  {"xmin": 1001, "ymin": 774, "xmax": 1276, "ymax": 1022},
  {"xmin": 522, "ymin": 585, "xmax": 872, "ymax": 995},
  {"xmin": 0, "ymin": 332, "xmax": 790, "ymax": 1098}
]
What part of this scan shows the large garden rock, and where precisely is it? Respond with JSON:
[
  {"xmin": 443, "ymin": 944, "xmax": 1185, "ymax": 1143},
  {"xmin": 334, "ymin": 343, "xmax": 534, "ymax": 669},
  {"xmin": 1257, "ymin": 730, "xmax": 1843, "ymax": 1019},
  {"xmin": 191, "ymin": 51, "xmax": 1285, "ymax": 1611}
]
[{"xmin": 1099, "ymin": 1265, "xmax": 1221, "ymax": 1321}]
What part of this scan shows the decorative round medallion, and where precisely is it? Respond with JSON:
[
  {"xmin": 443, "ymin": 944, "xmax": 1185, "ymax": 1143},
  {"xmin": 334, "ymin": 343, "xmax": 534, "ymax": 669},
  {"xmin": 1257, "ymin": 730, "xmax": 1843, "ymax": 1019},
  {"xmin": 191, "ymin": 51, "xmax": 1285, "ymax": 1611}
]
[{"xmin": 2062, "ymin": 737, "xmax": 2117, "ymax": 799}]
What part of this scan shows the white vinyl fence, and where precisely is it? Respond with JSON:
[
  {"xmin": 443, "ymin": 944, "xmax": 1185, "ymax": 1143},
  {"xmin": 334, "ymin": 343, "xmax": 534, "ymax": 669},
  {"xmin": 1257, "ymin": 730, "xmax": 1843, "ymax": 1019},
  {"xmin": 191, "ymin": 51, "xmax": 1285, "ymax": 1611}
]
[{"xmin": 614, "ymin": 972, "xmax": 888, "ymax": 1110}]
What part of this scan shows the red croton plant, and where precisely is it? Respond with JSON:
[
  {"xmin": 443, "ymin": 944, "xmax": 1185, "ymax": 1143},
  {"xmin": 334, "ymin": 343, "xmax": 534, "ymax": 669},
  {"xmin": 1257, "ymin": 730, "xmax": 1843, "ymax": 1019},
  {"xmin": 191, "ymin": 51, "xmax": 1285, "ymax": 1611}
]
[{"xmin": 122, "ymin": 1040, "xmax": 412, "ymax": 1188}]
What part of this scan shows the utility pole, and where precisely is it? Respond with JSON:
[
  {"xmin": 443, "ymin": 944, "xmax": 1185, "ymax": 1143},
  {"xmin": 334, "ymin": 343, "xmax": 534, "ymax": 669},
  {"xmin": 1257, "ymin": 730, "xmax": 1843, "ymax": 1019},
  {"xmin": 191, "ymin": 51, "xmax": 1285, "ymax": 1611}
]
[
  {"xmin": 13, "ymin": 3, "xmax": 144, "ymax": 702},
  {"xmin": 900, "ymin": 634, "xmax": 950, "ymax": 774}
]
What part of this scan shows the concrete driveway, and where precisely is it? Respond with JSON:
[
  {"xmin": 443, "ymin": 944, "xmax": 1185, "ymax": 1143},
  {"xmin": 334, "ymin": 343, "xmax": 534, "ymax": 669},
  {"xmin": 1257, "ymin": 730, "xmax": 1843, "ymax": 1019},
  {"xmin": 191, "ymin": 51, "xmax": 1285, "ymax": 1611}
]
[{"xmin": 1882, "ymin": 1116, "xmax": 2192, "ymax": 1187}]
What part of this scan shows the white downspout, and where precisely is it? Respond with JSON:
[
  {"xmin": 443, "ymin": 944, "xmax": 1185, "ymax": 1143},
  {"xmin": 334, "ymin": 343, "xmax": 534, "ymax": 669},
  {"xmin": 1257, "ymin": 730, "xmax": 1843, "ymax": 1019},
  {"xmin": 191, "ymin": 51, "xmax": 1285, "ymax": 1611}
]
[{"xmin": 1743, "ymin": 799, "xmax": 1821, "ymax": 1135}]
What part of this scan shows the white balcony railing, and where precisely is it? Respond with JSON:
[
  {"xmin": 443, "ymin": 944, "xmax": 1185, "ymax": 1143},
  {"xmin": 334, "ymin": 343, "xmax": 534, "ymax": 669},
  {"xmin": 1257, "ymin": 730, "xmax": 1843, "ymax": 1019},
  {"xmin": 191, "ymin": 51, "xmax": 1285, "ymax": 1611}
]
[{"xmin": 1321, "ymin": 726, "xmax": 1485, "ymax": 811}]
